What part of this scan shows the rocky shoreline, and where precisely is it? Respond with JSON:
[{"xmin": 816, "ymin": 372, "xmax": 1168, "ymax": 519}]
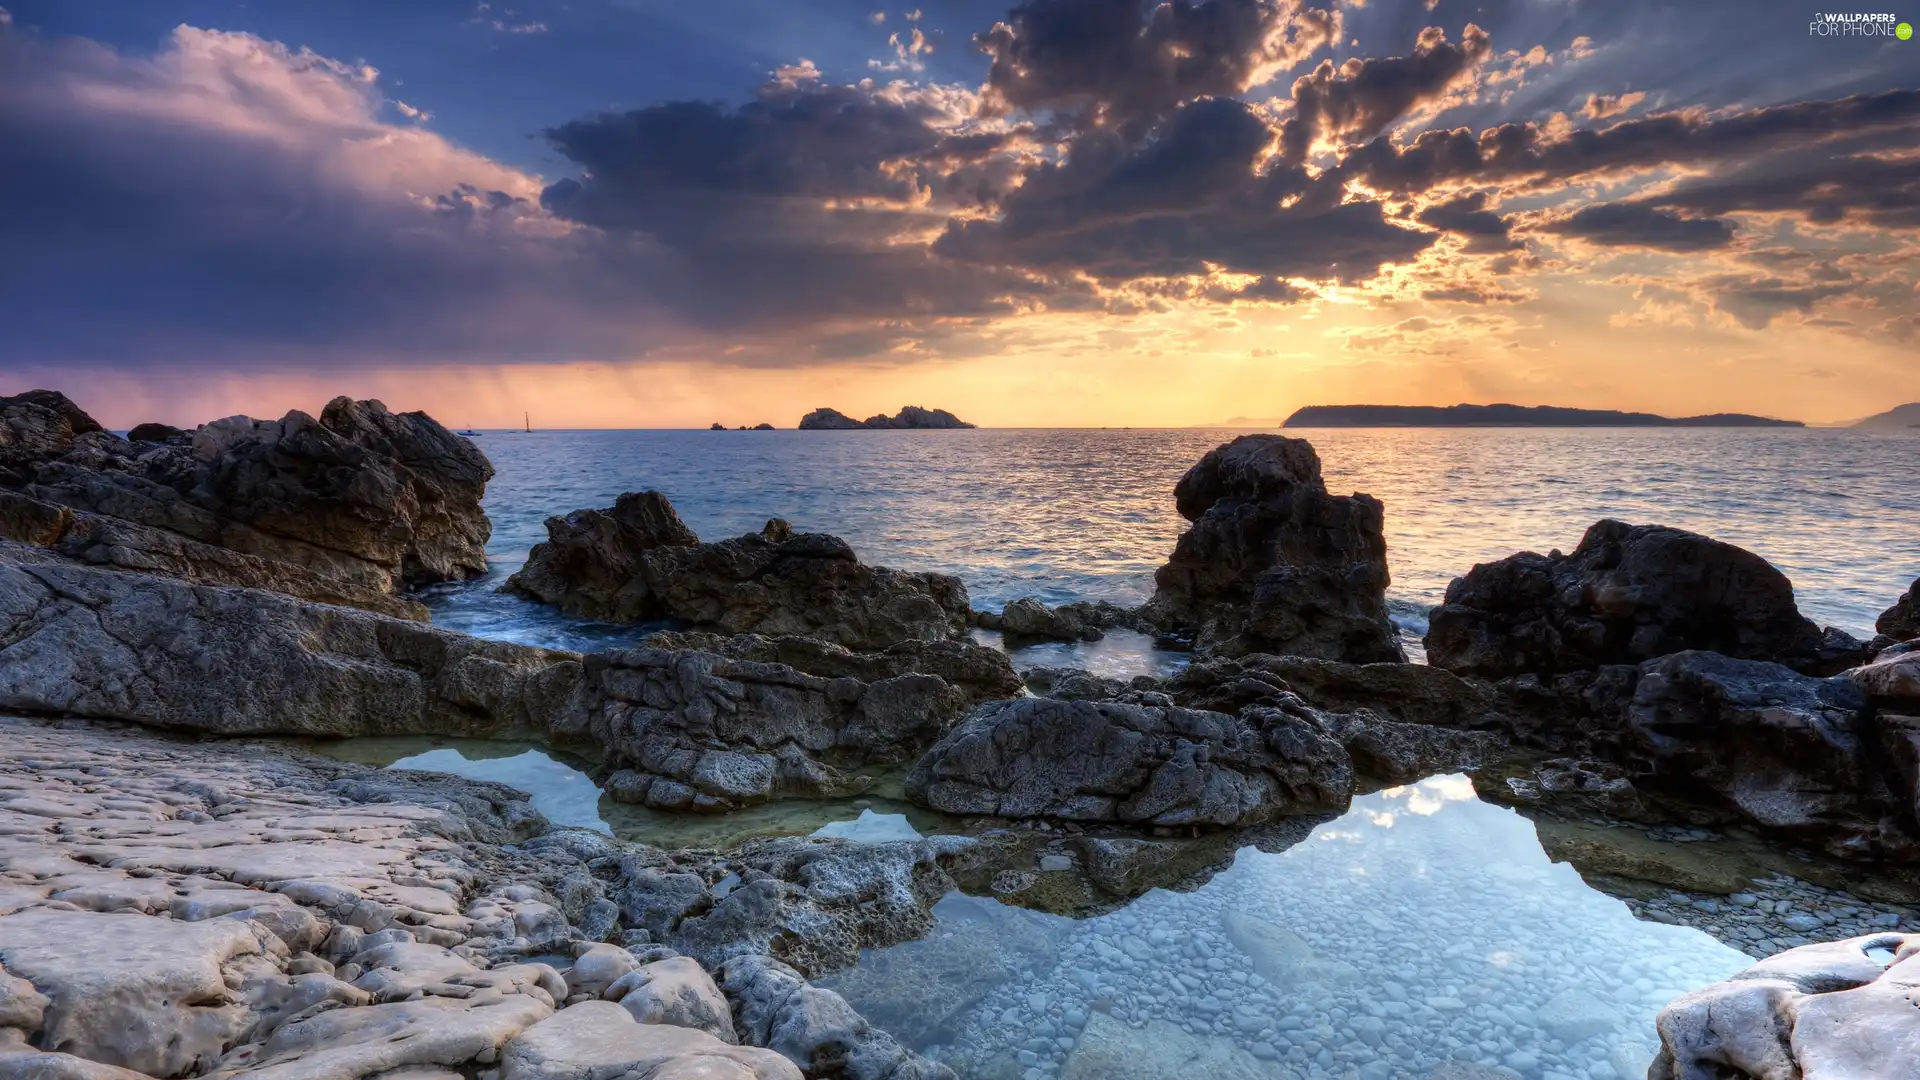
[{"xmin": 3, "ymin": 387, "xmax": 1919, "ymax": 1078}]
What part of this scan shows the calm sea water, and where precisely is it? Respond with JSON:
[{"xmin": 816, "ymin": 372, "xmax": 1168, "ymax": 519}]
[{"xmin": 424, "ymin": 427, "xmax": 1920, "ymax": 665}]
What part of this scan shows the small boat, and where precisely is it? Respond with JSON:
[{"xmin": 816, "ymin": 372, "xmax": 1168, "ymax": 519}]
[{"xmin": 458, "ymin": 428, "xmax": 483, "ymax": 437}]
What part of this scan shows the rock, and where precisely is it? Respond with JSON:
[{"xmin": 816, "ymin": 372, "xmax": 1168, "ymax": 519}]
[
  {"xmin": 998, "ymin": 597, "xmax": 1099, "ymax": 642},
  {"xmin": 1881, "ymin": 577, "xmax": 1920, "ymax": 641},
  {"xmin": 1219, "ymin": 909, "xmax": 1359, "ymax": 986},
  {"xmin": 1060, "ymin": 1012, "xmax": 1277, "ymax": 1079},
  {"xmin": 500, "ymin": 491, "xmax": 701, "ymax": 622},
  {"xmin": 1425, "ymin": 519, "xmax": 1841, "ymax": 678},
  {"xmin": 14, "ymin": 395, "xmax": 491, "ymax": 595},
  {"xmin": 578, "ymin": 643, "xmax": 971, "ymax": 812},
  {"xmin": 1319, "ymin": 710, "xmax": 1503, "ymax": 785},
  {"xmin": 1535, "ymin": 987, "xmax": 1619, "ymax": 1044},
  {"xmin": 501, "ymin": 1001, "xmax": 800, "ymax": 1080},
  {"xmin": 0, "ymin": 559, "xmax": 581, "ymax": 738},
  {"xmin": 720, "ymin": 955, "xmax": 955, "ymax": 1079},
  {"xmin": 640, "ymin": 632, "xmax": 1023, "ymax": 706},
  {"xmin": 0, "ymin": 489, "xmax": 428, "ymax": 620},
  {"xmin": 798, "ymin": 408, "xmax": 868, "ymax": 430},
  {"xmin": 0, "ymin": 391, "xmax": 103, "ymax": 483},
  {"xmin": 711, "ymin": 422, "xmax": 729, "ymax": 431},
  {"xmin": 1019, "ymin": 666, "xmax": 1158, "ymax": 703},
  {"xmin": 1850, "ymin": 647, "xmax": 1920, "ymax": 705},
  {"xmin": 566, "ymin": 942, "xmax": 641, "ymax": 999},
  {"xmin": 125, "ymin": 422, "xmax": 186, "ymax": 444},
  {"xmin": 904, "ymin": 695, "xmax": 1353, "ymax": 826},
  {"xmin": 800, "ymin": 407, "xmax": 974, "ymax": 430},
  {"xmin": 607, "ymin": 956, "xmax": 738, "ymax": 1042},
  {"xmin": 1651, "ymin": 933, "xmax": 1920, "ymax": 1079},
  {"xmin": 1145, "ymin": 435, "xmax": 1404, "ymax": 663},
  {"xmin": 507, "ymin": 496, "xmax": 971, "ymax": 650},
  {"xmin": 1626, "ymin": 651, "xmax": 1907, "ymax": 859}
]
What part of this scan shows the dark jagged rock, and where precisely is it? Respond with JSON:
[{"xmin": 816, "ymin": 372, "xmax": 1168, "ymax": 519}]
[
  {"xmin": 506, "ymin": 494, "xmax": 971, "ymax": 651},
  {"xmin": 1020, "ymin": 666, "xmax": 1160, "ymax": 702},
  {"xmin": 1881, "ymin": 577, "xmax": 1920, "ymax": 641},
  {"xmin": 0, "ymin": 489, "xmax": 428, "ymax": 619},
  {"xmin": 125, "ymin": 422, "xmax": 187, "ymax": 443},
  {"xmin": 641, "ymin": 631, "xmax": 1024, "ymax": 705},
  {"xmin": 799, "ymin": 406, "xmax": 974, "ymax": 430},
  {"xmin": 1145, "ymin": 435, "xmax": 1403, "ymax": 663},
  {"xmin": 502, "ymin": 491, "xmax": 700, "ymax": 622},
  {"xmin": 0, "ymin": 559, "xmax": 579, "ymax": 738},
  {"xmin": 1425, "ymin": 519, "xmax": 1847, "ymax": 678},
  {"xmin": 710, "ymin": 422, "xmax": 727, "ymax": 430},
  {"xmin": 1625, "ymin": 651, "xmax": 1907, "ymax": 860},
  {"xmin": 570, "ymin": 643, "xmax": 977, "ymax": 812},
  {"xmin": 2, "ymin": 391, "xmax": 493, "ymax": 604},
  {"xmin": 905, "ymin": 696, "xmax": 1353, "ymax": 827}
]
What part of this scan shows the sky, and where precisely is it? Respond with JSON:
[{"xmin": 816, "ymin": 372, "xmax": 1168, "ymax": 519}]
[{"xmin": 0, "ymin": 0, "xmax": 1915, "ymax": 428}]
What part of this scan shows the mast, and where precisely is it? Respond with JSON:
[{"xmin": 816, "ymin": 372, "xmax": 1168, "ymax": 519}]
[{"xmin": 524, "ymin": 411, "xmax": 531, "ymax": 433}]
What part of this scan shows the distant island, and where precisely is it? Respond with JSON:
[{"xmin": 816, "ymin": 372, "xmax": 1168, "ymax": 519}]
[
  {"xmin": 709, "ymin": 422, "xmax": 776, "ymax": 430},
  {"xmin": 1283, "ymin": 404, "xmax": 1805, "ymax": 428},
  {"xmin": 799, "ymin": 405, "xmax": 975, "ymax": 430},
  {"xmin": 1850, "ymin": 403, "xmax": 1920, "ymax": 430}
]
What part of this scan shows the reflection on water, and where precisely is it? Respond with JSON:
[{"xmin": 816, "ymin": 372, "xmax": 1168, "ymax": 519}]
[
  {"xmin": 424, "ymin": 428, "xmax": 1920, "ymax": 667},
  {"xmin": 825, "ymin": 776, "xmax": 1752, "ymax": 1080},
  {"xmin": 308, "ymin": 737, "xmax": 953, "ymax": 849}
]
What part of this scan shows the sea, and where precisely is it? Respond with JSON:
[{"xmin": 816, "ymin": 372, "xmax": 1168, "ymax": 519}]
[
  {"xmin": 376, "ymin": 426, "xmax": 1920, "ymax": 1080},
  {"xmin": 423, "ymin": 425, "xmax": 1920, "ymax": 670}
]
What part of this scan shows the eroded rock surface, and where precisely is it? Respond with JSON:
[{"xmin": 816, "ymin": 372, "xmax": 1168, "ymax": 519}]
[
  {"xmin": 1145, "ymin": 435, "xmax": 1403, "ymax": 663},
  {"xmin": 1651, "ymin": 933, "xmax": 1920, "ymax": 1079},
  {"xmin": 1425, "ymin": 519, "xmax": 1849, "ymax": 678},
  {"xmin": 0, "ymin": 718, "xmax": 965, "ymax": 1080},
  {"xmin": 0, "ymin": 560, "xmax": 579, "ymax": 738},
  {"xmin": 0, "ymin": 391, "xmax": 492, "ymax": 605},
  {"xmin": 570, "ymin": 643, "xmax": 979, "ymax": 812},
  {"xmin": 507, "ymin": 498, "xmax": 970, "ymax": 650},
  {"xmin": 905, "ymin": 696, "xmax": 1353, "ymax": 826}
]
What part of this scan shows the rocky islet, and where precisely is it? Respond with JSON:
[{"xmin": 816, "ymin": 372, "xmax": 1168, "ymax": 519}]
[{"xmin": 2, "ymin": 389, "xmax": 1919, "ymax": 1077}]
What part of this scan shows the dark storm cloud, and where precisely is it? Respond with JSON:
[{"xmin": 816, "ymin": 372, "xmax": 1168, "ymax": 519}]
[
  {"xmin": 1541, "ymin": 204, "xmax": 1736, "ymax": 252},
  {"xmin": 931, "ymin": 96, "xmax": 1434, "ymax": 280},
  {"xmin": 1709, "ymin": 278, "xmax": 1854, "ymax": 330},
  {"xmin": 1645, "ymin": 151, "xmax": 1920, "ymax": 230},
  {"xmin": 1344, "ymin": 89, "xmax": 1920, "ymax": 195},
  {"xmin": 1278, "ymin": 24, "xmax": 1491, "ymax": 161},
  {"xmin": 977, "ymin": 0, "xmax": 1339, "ymax": 129},
  {"xmin": 1414, "ymin": 191, "xmax": 1519, "ymax": 252}
]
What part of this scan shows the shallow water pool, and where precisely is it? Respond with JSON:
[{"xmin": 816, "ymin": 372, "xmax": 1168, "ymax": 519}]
[
  {"xmin": 314, "ymin": 741, "xmax": 1750, "ymax": 1078},
  {"xmin": 822, "ymin": 777, "xmax": 1750, "ymax": 1080}
]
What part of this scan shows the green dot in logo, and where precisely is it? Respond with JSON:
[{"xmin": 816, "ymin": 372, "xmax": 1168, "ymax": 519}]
[{"xmin": 1900, "ymin": 20, "xmax": 1915, "ymax": 39}]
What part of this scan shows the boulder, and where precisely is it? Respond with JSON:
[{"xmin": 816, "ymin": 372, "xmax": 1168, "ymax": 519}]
[
  {"xmin": 500, "ymin": 1001, "xmax": 800, "ymax": 1080},
  {"xmin": 799, "ymin": 407, "xmax": 973, "ymax": 430},
  {"xmin": 1425, "ymin": 519, "xmax": 1841, "ymax": 678},
  {"xmin": 125, "ymin": 422, "xmax": 186, "ymax": 444},
  {"xmin": 1625, "ymin": 651, "xmax": 1907, "ymax": 859},
  {"xmin": 997, "ymin": 596, "xmax": 1099, "ymax": 642},
  {"xmin": 0, "ymin": 559, "xmax": 580, "ymax": 738},
  {"xmin": 1651, "ymin": 933, "xmax": 1920, "ymax": 1079},
  {"xmin": 1881, "ymin": 577, "xmax": 1920, "ymax": 641},
  {"xmin": 719, "ymin": 955, "xmax": 955, "ymax": 1080},
  {"xmin": 0, "ymin": 489, "xmax": 427, "ymax": 620},
  {"xmin": 507, "ymin": 497, "xmax": 971, "ymax": 650},
  {"xmin": 606, "ymin": 957, "xmax": 737, "ymax": 1042},
  {"xmin": 1850, "ymin": 645, "xmax": 1920, "ymax": 706},
  {"xmin": 1145, "ymin": 435, "xmax": 1403, "ymax": 663},
  {"xmin": 575, "ymin": 643, "xmax": 974, "ymax": 812},
  {"xmin": 3, "ymin": 391, "xmax": 492, "ymax": 603},
  {"xmin": 904, "ymin": 695, "xmax": 1353, "ymax": 826},
  {"xmin": 798, "ymin": 408, "xmax": 867, "ymax": 430}
]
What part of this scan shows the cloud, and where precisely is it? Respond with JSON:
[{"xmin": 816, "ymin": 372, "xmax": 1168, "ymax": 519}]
[
  {"xmin": 1414, "ymin": 190, "xmax": 1518, "ymax": 252},
  {"xmin": 1541, "ymin": 203, "xmax": 1736, "ymax": 252},
  {"xmin": 932, "ymin": 96, "xmax": 1434, "ymax": 280},
  {"xmin": 977, "ymin": 0, "xmax": 1341, "ymax": 130},
  {"xmin": 1278, "ymin": 24, "xmax": 1492, "ymax": 160},
  {"xmin": 1344, "ymin": 89, "xmax": 1920, "ymax": 194},
  {"xmin": 1582, "ymin": 91, "xmax": 1645, "ymax": 119}
]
